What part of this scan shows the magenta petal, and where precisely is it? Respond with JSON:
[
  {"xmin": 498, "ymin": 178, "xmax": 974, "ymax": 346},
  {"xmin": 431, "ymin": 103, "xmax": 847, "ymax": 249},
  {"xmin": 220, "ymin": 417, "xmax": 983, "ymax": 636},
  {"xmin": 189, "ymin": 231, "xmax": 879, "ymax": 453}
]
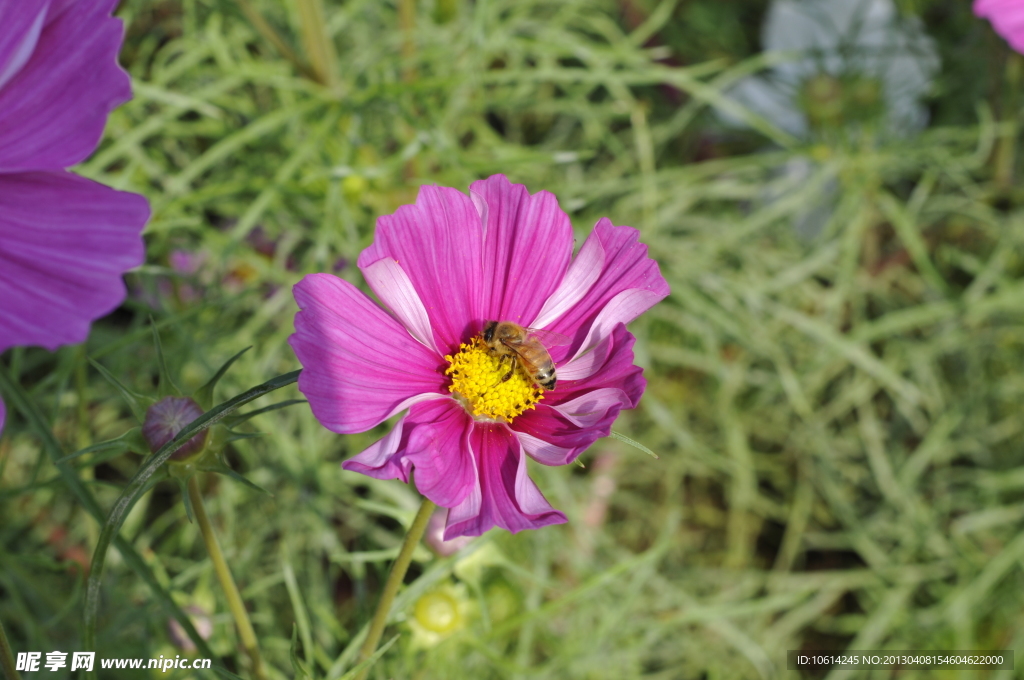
[
  {"xmin": 540, "ymin": 219, "xmax": 669, "ymax": 361},
  {"xmin": 0, "ymin": 171, "xmax": 147, "ymax": 353},
  {"xmin": 513, "ymin": 325, "xmax": 645, "ymax": 463},
  {"xmin": 361, "ymin": 257, "xmax": 440, "ymax": 354},
  {"xmin": 405, "ymin": 400, "xmax": 477, "ymax": 507},
  {"xmin": 469, "ymin": 175, "xmax": 574, "ymax": 325},
  {"xmin": 444, "ymin": 424, "xmax": 567, "ymax": 538},
  {"xmin": 0, "ymin": 2, "xmax": 49, "ymax": 91},
  {"xmin": 357, "ymin": 185, "xmax": 484, "ymax": 352},
  {"xmin": 342, "ymin": 413, "xmax": 415, "ymax": 482},
  {"xmin": 290, "ymin": 273, "xmax": 448, "ymax": 433},
  {"xmin": 975, "ymin": 0, "xmax": 1024, "ymax": 53},
  {"xmin": 0, "ymin": 0, "xmax": 131, "ymax": 171}
]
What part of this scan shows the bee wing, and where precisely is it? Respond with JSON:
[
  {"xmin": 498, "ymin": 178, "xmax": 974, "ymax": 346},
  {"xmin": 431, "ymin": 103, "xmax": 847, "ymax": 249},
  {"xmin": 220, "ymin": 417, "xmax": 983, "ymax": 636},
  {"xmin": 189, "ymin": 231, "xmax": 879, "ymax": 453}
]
[{"xmin": 524, "ymin": 327, "xmax": 571, "ymax": 347}]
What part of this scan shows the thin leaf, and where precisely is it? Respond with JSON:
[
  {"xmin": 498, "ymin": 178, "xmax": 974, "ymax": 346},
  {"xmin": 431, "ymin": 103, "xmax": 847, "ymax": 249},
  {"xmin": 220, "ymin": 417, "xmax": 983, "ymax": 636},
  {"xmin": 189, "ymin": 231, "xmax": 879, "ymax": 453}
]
[
  {"xmin": 56, "ymin": 427, "xmax": 147, "ymax": 464},
  {"xmin": 225, "ymin": 399, "xmax": 306, "ymax": 426},
  {"xmin": 151, "ymin": 318, "xmax": 182, "ymax": 396},
  {"xmin": 195, "ymin": 346, "xmax": 252, "ymax": 410},
  {"xmin": 338, "ymin": 635, "xmax": 400, "ymax": 680},
  {"xmin": 178, "ymin": 476, "xmax": 196, "ymax": 524},
  {"xmin": 88, "ymin": 358, "xmax": 153, "ymax": 422},
  {"xmin": 205, "ymin": 462, "xmax": 274, "ymax": 497},
  {"xmin": 609, "ymin": 430, "xmax": 659, "ymax": 459},
  {"xmin": 225, "ymin": 430, "xmax": 264, "ymax": 443},
  {"xmin": 290, "ymin": 623, "xmax": 313, "ymax": 679}
]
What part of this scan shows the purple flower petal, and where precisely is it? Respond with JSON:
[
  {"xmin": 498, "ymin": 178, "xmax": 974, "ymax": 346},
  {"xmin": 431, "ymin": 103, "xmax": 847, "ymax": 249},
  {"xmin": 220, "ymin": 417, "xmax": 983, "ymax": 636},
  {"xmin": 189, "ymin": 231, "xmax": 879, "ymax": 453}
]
[
  {"xmin": 343, "ymin": 412, "xmax": 416, "ymax": 481},
  {"xmin": 538, "ymin": 218, "xmax": 669, "ymax": 362},
  {"xmin": 405, "ymin": 400, "xmax": 478, "ymax": 507},
  {"xmin": 357, "ymin": 185, "xmax": 484, "ymax": 353},
  {"xmin": 513, "ymin": 325, "xmax": 645, "ymax": 464},
  {"xmin": 975, "ymin": 0, "xmax": 1024, "ymax": 53},
  {"xmin": 469, "ymin": 175, "xmax": 574, "ymax": 325},
  {"xmin": 443, "ymin": 424, "xmax": 567, "ymax": 538},
  {"xmin": 0, "ymin": 0, "xmax": 131, "ymax": 172},
  {"xmin": 0, "ymin": 171, "xmax": 147, "ymax": 353},
  {"xmin": 362, "ymin": 257, "xmax": 440, "ymax": 355},
  {"xmin": 0, "ymin": 2, "xmax": 48, "ymax": 91},
  {"xmin": 290, "ymin": 273, "xmax": 448, "ymax": 433},
  {"xmin": 342, "ymin": 399, "xmax": 478, "ymax": 509}
]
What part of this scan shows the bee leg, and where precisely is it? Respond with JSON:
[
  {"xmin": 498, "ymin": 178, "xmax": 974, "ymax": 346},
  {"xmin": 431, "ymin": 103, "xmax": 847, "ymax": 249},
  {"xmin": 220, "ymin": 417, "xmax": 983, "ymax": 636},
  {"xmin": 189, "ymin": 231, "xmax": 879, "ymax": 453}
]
[{"xmin": 497, "ymin": 356, "xmax": 516, "ymax": 384}]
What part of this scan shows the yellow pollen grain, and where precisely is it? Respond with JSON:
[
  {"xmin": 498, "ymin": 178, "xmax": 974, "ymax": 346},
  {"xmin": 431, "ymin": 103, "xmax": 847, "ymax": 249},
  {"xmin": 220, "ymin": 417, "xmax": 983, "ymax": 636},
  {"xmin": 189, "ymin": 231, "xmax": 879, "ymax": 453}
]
[{"xmin": 444, "ymin": 337, "xmax": 544, "ymax": 423}]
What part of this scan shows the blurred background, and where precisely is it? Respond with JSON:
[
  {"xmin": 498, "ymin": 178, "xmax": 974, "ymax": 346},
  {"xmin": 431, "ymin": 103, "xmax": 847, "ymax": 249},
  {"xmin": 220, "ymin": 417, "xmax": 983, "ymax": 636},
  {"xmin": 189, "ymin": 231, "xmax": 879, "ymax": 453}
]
[{"xmin": 2, "ymin": 0, "xmax": 1022, "ymax": 677}]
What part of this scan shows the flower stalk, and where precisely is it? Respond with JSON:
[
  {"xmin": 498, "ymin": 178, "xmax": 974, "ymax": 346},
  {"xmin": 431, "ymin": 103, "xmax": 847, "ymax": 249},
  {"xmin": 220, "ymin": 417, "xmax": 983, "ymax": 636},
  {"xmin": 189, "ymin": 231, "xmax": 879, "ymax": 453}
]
[
  {"xmin": 187, "ymin": 476, "xmax": 267, "ymax": 680},
  {"xmin": 0, "ymin": 617, "xmax": 22, "ymax": 680},
  {"xmin": 354, "ymin": 497, "xmax": 436, "ymax": 680}
]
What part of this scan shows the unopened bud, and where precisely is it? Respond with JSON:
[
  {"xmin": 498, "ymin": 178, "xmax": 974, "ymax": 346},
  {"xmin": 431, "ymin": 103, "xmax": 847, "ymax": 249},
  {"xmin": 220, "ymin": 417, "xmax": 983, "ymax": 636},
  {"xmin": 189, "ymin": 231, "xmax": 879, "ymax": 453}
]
[{"xmin": 143, "ymin": 397, "xmax": 208, "ymax": 461}]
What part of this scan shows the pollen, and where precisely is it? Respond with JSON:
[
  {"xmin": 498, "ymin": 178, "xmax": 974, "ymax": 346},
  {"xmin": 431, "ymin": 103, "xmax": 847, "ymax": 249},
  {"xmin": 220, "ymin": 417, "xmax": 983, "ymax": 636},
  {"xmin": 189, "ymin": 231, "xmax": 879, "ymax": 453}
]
[{"xmin": 445, "ymin": 337, "xmax": 544, "ymax": 423}]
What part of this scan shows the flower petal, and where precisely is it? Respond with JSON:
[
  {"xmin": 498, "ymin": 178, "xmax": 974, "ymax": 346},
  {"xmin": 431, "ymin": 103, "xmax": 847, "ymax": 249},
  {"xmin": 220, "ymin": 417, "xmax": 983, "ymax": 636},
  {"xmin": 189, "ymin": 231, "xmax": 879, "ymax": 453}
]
[
  {"xmin": 975, "ymin": 0, "xmax": 1024, "ymax": 53},
  {"xmin": 512, "ymin": 325, "xmax": 645, "ymax": 464},
  {"xmin": 342, "ymin": 412, "xmax": 414, "ymax": 482},
  {"xmin": 444, "ymin": 424, "xmax": 567, "ymax": 538},
  {"xmin": 290, "ymin": 273, "xmax": 448, "ymax": 433},
  {"xmin": 0, "ymin": 0, "xmax": 131, "ymax": 171},
  {"xmin": 469, "ymin": 175, "xmax": 574, "ymax": 325},
  {"xmin": 362, "ymin": 257, "xmax": 440, "ymax": 354},
  {"xmin": 0, "ymin": 2, "xmax": 48, "ymax": 91},
  {"xmin": 357, "ymin": 185, "xmax": 484, "ymax": 352},
  {"xmin": 405, "ymin": 400, "xmax": 477, "ymax": 507},
  {"xmin": 0, "ymin": 171, "xmax": 147, "ymax": 353},
  {"xmin": 538, "ymin": 218, "xmax": 669, "ymax": 361}
]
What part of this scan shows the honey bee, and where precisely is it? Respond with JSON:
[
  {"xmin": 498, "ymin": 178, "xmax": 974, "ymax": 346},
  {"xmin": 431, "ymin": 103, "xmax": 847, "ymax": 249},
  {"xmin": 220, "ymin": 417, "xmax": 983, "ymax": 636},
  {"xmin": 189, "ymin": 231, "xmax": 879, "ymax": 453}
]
[{"xmin": 482, "ymin": 321, "xmax": 566, "ymax": 391}]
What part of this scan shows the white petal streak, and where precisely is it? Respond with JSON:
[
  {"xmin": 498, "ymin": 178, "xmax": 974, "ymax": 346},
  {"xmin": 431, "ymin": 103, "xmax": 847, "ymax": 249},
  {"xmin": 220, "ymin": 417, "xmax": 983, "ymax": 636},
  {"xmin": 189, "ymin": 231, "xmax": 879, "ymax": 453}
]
[
  {"xmin": 516, "ymin": 431, "xmax": 572, "ymax": 466},
  {"xmin": 552, "ymin": 388, "xmax": 628, "ymax": 428},
  {"xmin": 530, "ymin": 233, "xmax": 604, "ymax": 328},
  {"xmin": 362, "ymin": 257, "xmax": 440, "ymax": 355},
  {"xmin": 571, "ymin": 288, "xmax": 664, "ymax": 361}
]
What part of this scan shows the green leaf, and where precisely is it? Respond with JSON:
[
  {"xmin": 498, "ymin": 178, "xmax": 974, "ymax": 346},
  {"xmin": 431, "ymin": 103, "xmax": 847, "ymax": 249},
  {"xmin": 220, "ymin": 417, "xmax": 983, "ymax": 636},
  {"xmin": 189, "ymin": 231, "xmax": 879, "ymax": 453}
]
[
  {"xmin": 338, "ymin": 635, "xmax": 400, "ymax": 680},
  {"xmin": 609, "ymin": 430, "xmax": 659, "ymax": 459},
  {"xmin": 56, "ymin": 427, "xmax": 148, "ymax": 465},
  {"xmin": 88, "ymin": 357, "xmax": 154, "ymax": 423},
  {"xmin": 178, "ymin": 476, "xmax": 196, "ymax": 524},
  {"xmin": 203, "ymin": 461, "xmax": 274, "ymax": 497},
  {"xmin": 195, "ymin": 346, "xmax": 252, "ymax": 410},
  {"xmin": 225, "ymin": 399, "xmax": 306, "ymax": 427},
  {"xmin": 290, "ymin": 623, "xmax": 313, "ymax": 679},
  {"xmin": 225, "ymin": 430, "xmax": 264, "ymax": 443},
  {"xmin": 151, "ymin": 318, "xmax": 183, "ymax": 397},
  {"xmin": 83, "ymin": 369, "xmax": 300, "ymax": 660}
]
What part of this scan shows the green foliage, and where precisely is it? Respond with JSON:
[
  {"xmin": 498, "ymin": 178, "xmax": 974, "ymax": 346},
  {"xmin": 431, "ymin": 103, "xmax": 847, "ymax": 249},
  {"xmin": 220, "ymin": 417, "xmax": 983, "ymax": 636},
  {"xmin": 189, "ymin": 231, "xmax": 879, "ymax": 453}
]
[{"xmin": 2, "ymin": 0, "xmax": 1024, "ymax": 678}]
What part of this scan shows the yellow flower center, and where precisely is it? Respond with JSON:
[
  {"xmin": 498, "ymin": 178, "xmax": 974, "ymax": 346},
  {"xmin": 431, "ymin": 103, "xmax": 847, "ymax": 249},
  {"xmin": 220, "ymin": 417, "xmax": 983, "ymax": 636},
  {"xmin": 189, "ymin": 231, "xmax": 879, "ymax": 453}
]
[{"xmin": 444, "ymin": 336, "xmax": 544, "ymax": 423}]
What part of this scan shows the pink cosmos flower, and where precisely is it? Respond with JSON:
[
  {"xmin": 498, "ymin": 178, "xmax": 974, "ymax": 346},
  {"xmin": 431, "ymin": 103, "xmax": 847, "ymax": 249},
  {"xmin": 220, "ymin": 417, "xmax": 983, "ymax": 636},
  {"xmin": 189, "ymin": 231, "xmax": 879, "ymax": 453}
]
[
  {"xmin": 290, "ymin": 175, "xmax": 668, "ymax": 538},
  {"xmin": 975, "ymin": 0, "xmax": 1024, "ymax": 53},
  {"xmin": 0, "ymin": 0, "xmax": 149, "ymax": 433}
]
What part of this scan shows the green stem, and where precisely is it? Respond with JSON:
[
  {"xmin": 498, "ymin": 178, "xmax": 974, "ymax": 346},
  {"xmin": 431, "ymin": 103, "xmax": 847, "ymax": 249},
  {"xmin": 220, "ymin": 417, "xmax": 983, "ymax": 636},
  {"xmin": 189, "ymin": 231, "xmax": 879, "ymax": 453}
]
[
  {"xmin": 353, "ymin": 498, "xmax": 435, "ymax": 680},
  {"xmin": 0, "ymin": 617, "xmax": 22, "ymax": 680},
  {"xmin": 188, "ymin": 476, "xmax": 267, "ymax": 680},
  {"xmin": 995, "ymin": 52, "xmax": 1022, "ymax": 191}
]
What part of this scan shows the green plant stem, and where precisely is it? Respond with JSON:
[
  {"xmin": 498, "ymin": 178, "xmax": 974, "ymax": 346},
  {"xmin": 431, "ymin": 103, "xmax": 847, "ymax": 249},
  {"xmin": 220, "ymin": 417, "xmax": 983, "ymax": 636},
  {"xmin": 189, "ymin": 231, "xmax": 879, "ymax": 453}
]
[
  {"xmin": 353, "ymin": 497, "xmax": 435, "ymax": 680},
  {"xmin": 188, "ymin": 476, "xmax": 267, "ymax": 680},
  {"xmin": 0, "ymin": 617, "xmax": 22, "ymax": 680},
  {"xmin": 996, "ymin": 52, "xmax": 1022, "ymax": 191}
]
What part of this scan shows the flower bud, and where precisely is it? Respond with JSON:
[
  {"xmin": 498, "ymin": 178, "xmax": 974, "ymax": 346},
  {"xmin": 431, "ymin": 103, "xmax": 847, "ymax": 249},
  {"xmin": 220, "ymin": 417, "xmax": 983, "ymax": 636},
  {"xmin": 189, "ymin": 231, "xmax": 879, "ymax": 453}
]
[{"xmin": 143, "ymin": 397, "xmax": 208, "ymax": 461}]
